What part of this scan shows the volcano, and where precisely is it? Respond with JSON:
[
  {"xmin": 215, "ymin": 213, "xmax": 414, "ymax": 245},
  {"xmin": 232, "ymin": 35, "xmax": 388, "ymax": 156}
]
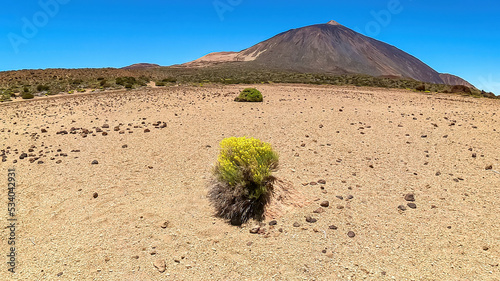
[{"xmin": 185, "ymin": 20, "xmax": 470, "ymax": 85}]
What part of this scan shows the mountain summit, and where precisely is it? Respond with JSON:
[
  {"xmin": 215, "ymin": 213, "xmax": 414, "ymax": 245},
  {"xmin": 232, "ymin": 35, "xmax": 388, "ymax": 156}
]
[{"xmin": 185, "ymin": 21, "xmax": 468, "ymax": 85}]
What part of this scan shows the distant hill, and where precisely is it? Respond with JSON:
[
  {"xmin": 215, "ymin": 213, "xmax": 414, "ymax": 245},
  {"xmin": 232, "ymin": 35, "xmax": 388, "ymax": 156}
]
[
  {"xmin": 122, "ymin": 63, "xmax": 160, "ymax": 70},
  {"xmin": 184, "ymin": 20, "xmax": 472, "ymax": 86},
  {"xmin": 439, "ymin": 73, "xmax": 475, "ymax": 88}
]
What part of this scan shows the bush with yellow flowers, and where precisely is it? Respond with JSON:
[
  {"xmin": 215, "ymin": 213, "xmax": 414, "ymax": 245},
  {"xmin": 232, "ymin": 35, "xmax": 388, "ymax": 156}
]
[{"xmin": 208, "ymin": 137, "xmax": 279, "ymax": 225}]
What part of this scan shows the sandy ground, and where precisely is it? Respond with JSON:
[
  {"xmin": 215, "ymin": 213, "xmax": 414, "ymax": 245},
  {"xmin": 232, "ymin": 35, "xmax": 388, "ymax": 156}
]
[{"xmin": 0, "ymin": 84, "xmax": 499, "ymax": 280}]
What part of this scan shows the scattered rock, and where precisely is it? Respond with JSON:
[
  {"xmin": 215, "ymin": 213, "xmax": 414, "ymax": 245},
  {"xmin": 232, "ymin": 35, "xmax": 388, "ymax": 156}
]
[
  {"xmin": 91, "ymin": 160, "xmax": 98, "ymax": 165},
  {"xmin": 398, "ymin": 205, "xmax": 407, "ymax": 211},
  {"xmin": 483, "ymin": 246, "xmax": 489, "ymax": 251},
  {"xmin": 329, "ymin": 225, "xmax": 338, "ymax": 230},
  {"xmin": 102, "ymin": 124, "xmax": 109, "ymax": 128},
  {"xmin": 317, "ymin": 179, "xmax": 326, "ymax": 184},
  {"xmin": 313, "ymin": 207, "xmax": 325, "ymax": 214},
  {"xmin": 485, "ymin": 165, "xmax": 493, "ymax": 170},
  {"xmin": 336, "ymin": 195, "xmax": 344, "ymax": 200},
  {"xmin": 269, "ymin": 220, "xmax": 277, "ymax": 226},
  {"xmin": 19, "ymin": 153, "xmax": 27, "ymax": 159},
  {"xmin": 404, "ymin": 193, "xmax": 415, "ymax": 202},
  {"xmin": 305, "ymin": 216, "xmax": 317, "ymax": 223},
  {"xmin": 320, "ymin": 201, "xmax": 330, "ymax": 207},
  {"xmin": 347, "ymin": 231, "xmax": 356, "ymax": 238},
  {"xmin": 122, "ymin": 145, "xmax": 128, "ymax": 148},
  {"xmin": 153, "ymin": 259, "xmax": 166, "ymax": 273},
  {"xmin": 249, "ymin": 226, "xmax": 260, "ymax": 234},
  {"xmin": 293, "ymin": 222, "xmax": 301, "ymax": 227},
  {"xmin": 160, "ymin": 221, "xmax": 170, "ymax": 229},
  {"xmin": 347, "ymin": 195, "xmax": 354, "ymax": 200},
  {"xmin": 144, "ymin": 129, "xmax": 150, "ymax": 133},
  {"xmin": 407, "ymin": 203, "xmax": 417, "ymax": 209},
  {"xmin": 93, "ymin": 192, "xmax": 98, "ymax": 198}
]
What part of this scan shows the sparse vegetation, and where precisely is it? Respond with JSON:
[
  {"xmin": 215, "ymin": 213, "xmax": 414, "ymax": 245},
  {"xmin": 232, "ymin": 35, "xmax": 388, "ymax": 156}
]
[
  {"xmin": 37, "ymin": 84, "xmax": 50, "ymax": 92},
  {"xmin": 209, "ymin": 137, "xmax": 279, "ymax": 225},
  {"xmin": 234, "ymin": 88, "xmax": 263, "ymax": 102},
  {"xmin": 416, "ymin": 84, "xmax": 426, "ymax": 92},
  {"xmin": 0, "ymin": 65, "xmax": 496, "ymax": 99},
  {"xmin": 22, "ymin": 93, "xmax": 34, "ymax": 99}
]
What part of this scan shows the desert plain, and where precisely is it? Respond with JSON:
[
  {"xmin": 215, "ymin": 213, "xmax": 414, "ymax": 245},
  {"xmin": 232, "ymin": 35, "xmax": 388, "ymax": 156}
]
[{"xmin": 0, "ymin": 84, "xmax": 499, "ymax": 280}]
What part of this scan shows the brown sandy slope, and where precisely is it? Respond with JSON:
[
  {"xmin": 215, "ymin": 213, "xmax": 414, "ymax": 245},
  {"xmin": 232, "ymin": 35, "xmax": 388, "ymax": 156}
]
[{"xmin": 0, "ymin": 85, "xmax": 499, "ymax": 280}]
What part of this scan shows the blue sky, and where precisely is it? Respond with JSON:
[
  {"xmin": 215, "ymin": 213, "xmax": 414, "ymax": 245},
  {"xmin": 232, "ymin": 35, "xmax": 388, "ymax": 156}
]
[{"xmin": 1, "ymin": 0, "xmax": 499, "ymax": 93}]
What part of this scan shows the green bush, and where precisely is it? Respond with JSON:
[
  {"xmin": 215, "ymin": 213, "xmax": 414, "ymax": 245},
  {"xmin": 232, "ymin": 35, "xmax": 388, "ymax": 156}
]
[
  {"xmin": 116, "ymin": 77, "xmax": 136, "ymax": 86},
  {"xmin": 155, "ymin": 81, "xmax": 166, "ymax": 87},
  {"xmin": 234, "ymin": 88, "xmax": 263, "ymax": 102},
  {"xmin": 22, "ymin": 93, "xmax": 34, "ymax": 99},
  {"xmin": 37, "ymin": 84, "xmax": 50, "ymax": 92},
  {"xmin": 208, "ymin": 137, "xmax": 279, "ymax": 225},
  {"xmin": 125, "ymin": 83, "xmax": 133, "ymax": 89},
  {"xmin": 162, "ymin": 77, "xmax": 177, "ymax": 83}
]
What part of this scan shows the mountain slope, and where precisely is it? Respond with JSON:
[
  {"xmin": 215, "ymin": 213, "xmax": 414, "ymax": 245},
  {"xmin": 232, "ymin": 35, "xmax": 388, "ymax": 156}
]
[
  {"xmin": 185, "ymin": 20, "xmax": 446, "ymax": 84},
  {"xmin": 439, "ymin": 73, "xmax": 475, "ymax": 88}
]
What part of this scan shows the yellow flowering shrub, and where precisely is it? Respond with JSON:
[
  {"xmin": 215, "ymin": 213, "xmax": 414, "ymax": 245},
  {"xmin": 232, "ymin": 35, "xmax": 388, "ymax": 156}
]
[{"xmin": 215, "ymin": 137, "xmax": 278, "ymax": 199}]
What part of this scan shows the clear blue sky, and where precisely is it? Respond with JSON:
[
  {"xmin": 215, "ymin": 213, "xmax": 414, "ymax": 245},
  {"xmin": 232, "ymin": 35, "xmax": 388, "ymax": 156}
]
[{"xmin": 1, "ymin": 0, "xmax": 499, "ymax": 93}]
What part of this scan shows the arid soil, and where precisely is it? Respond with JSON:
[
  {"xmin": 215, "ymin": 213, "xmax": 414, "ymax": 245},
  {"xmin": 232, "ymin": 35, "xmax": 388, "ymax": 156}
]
[{"xmin": 1, "ymin": 84, "xmax": 499, "ymax": 280}]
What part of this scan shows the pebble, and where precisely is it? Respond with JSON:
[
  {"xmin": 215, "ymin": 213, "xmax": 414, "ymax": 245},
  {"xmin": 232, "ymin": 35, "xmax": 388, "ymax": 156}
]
[
  {"xmin": 317, "ymin": 179, "xmax": 326, "ymax": 184},
  {"xmin": 404, "ymin": 194, "xmax": 415, "ymax": 201},
  {"xmin": 93, "ymin": 192, "xmax": 98, "ymax": 198},
  {"xmin": 293, "ymin": 222, "xmax": 301, "ymax": 227},
  {"xmin": 347, "ymin": 231, "xmax": 356, "ymax": 238},
  {"xmin": 329, "ymin": 225, "xmax": 338, "ymax": 230},
  {"xmin": 249, "ymin": 226, "xmax": 260, "ymax": 234},
  {"xmin": 160, "ymin": 221, "xmax": 170, "ymax": 229},
  {"xmin": 398, "ymin": 205, "xmax": 407, "ymax": 211},
  {"xmin": 407, "ymin": 203, "xmax": 417, "ymax": 209},
  {"xmin": 320, "ymin": 201, "xmax": 330, "ymax": 207},
  {"xmin": 153, "ymin": 259, "xmax": 166, "ymax": 273},
  {"xmin": 313, "ymin": 208, "xmax": 324, "ymax": 214},
  {"xmin": 269, "ymin": 220, "xmax": 277, "ymax": 226},
  {"xmin": 485, "ymin": 165, "xmax": 493, "ymax": 170},
  {"xmin": 336, "ymin": 195, "xmax": 344, "ymax": 200},
  {"xmin": 347, "ymin": 195, "xmax": 354, "ymax": 200},
  {"xmin": 305, "ymin": 216, "xmax": 317, "ymax": 223},
  {"xmin": 144, "ymin": 129, "xmax": 151, "ymax": 133},
  {"xmin": 91, "ymin": 160, "xmax": 99, "ymax": 165}
]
